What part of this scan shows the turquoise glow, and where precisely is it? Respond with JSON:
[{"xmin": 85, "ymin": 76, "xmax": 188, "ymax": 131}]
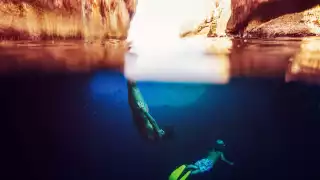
[{"xmin": 90, "ymin": 72, "xmax": 207, "ymax": 107}]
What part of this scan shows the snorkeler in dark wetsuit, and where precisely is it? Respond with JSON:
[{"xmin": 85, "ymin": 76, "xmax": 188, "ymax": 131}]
[{"xmin": 127, "ymin": 80, "xmax": 174, "ymax": 141}]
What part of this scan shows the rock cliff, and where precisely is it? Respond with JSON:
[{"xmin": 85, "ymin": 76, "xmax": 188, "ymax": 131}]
[
  {"xmin": 0, "ymin": 0, "xmax": 136, "ymax": 40},
  {"xmin": 0, "ymin": 0, "xmax": 319, "ymax": 40}
]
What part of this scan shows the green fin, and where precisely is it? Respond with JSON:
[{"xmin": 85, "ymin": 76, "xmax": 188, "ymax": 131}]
[
  {"xmin": 180, "ymin": 170, "xmax": 191, "ymax": 180},
  {"xmin": 169, "ymin": 165, "xmax": 191, "ymax": 180}
]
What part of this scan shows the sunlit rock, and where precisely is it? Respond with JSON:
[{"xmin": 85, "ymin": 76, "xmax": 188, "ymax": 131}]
[
  {"xmin": 0, "ymin": 0, "xmax": 135, "ymax": 40},
  {"xmin": 244, "ymin": 5, "xmax": 320, "ymax": 37},
  {"xmin": 225, "ymin": 0, "xmax": 320, "ymax": 37},
  {"xmin": 286, "ymin": 37, "xmax": 320, "ymax": 84}
]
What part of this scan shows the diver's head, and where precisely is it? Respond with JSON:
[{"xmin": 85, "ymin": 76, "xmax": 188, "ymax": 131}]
[
  {"xmin": 214, "ymin": 139, "xmax": 226, "ymax": 152},
  {"xmin": 161, "ymin": 125, "xmax": 175, "ymax": 140},
  {"xmin": 216, "ymin": 139, "xmax": 226, "ymax": 146}
]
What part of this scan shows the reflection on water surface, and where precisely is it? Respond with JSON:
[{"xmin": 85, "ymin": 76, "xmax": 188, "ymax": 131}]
[{"xmin": 0, "ymin": 37, "xmax": 320, "ymax": 85}]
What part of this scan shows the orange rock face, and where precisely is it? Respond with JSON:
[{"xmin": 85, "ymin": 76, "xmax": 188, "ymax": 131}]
[
  {"xmin": 226, "ymin": 0, "xmax": 320, "ymax": 35},
  {"xmin": 0, "ymin": 0, "xmax": 319, "ymax": 39},
  {"xmin": 0, "ymin": 0, "xmax": 136, "ymax": 40}
]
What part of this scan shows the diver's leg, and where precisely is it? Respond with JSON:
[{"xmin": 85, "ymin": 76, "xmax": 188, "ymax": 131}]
[
  {"xmin": 127, "ymin": 80, "xmax": 149, "ymax": 111},
  {"xmin": 126, "ymin": 80, "xmax": 161, "ymax": 134},
  {"xmin": 126, "ymin": 79, "xmax": 163, "ymax": 137},
  {"xmin": 186, "ymin": 164, "xmax": 198, "ymax": 169},
  {"xmin": 144, "ymin": 111, "xmax": 160, "ymax": 131},
  {"xmin": 190, "ymin": 169, "xmax": 202, "ymax": 175},
  {"xmin": 186, "ymin": 164, "xmax": 201, "ymax": 175},
  {"xmin": 127, "ymin": 79, "xmax": 137, "ymax": 86}
]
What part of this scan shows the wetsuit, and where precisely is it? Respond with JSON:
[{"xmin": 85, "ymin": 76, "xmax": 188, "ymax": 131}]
[{"xmin": 127, "ymin": 80, "xmax": 162, "ymax": 140}]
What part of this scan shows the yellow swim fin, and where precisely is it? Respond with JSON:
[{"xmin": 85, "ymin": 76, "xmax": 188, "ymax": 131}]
[
  {"xmin": 169, "ymin": 165, "xmax": 191, "ymax": 180},
  {"xmin": 179, "ymin": 170, "xmax": 191, "ymax": 180}
]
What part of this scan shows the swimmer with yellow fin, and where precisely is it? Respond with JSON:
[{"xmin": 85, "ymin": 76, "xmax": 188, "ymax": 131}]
[{"xmin": 169, "ymin": 139, "xmax": 234, "ymax": 180}]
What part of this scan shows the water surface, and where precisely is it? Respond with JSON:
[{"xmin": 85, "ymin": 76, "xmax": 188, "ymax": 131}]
[{"xmin": 2, "ymin": 37, "xmax": 320, "ymax": 180}]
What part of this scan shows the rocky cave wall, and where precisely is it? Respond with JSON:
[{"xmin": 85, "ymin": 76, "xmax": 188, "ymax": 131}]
[
  {"xmin": 0, "ymin": 0, "xmax": 319, "ymax": 40},
  {"xmin": 0, "ymin": 0, "xmax": 136, "ymax": 40}
]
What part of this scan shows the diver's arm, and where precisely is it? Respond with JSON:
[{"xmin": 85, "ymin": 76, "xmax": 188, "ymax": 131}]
[
  {"xmin": 143, "ymin": 110, "xmax": 161, "ymax": 132},
  {"xmin": 221, "ymin": 153, "xmax": 234, "ymax": 165}
]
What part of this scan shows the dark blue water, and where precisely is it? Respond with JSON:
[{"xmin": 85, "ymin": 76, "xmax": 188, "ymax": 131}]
[{"xmin": 3, "ymin": 70, "xmax": 320, "ymax": 180}]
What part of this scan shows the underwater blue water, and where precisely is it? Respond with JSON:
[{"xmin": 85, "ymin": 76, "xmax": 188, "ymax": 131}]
[{"xmin": 2, "ymin": 70, "xmax": 320, "ymax": 180}]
